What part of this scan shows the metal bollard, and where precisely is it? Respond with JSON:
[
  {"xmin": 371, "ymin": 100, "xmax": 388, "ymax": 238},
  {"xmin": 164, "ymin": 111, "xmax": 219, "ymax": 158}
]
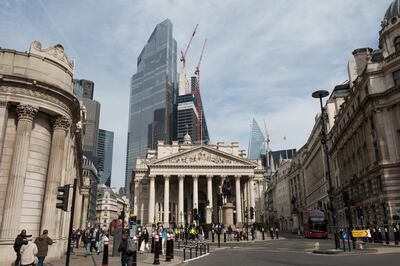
[
  {"xmin": 153, "ymin": 235, "xmax": 160, "ymax": 265},
  {"xmin": 394, "ymin": 227, "xmax": 399, "ymax": 245},
  {"xmin": 262, "ymin": 229, "xmax": 265, "ymax": 240},
  {"xmin": 102, "ymin": 236, "xmax": 109, "ymax": 266},
  {"xmin": 190, "ymin": 247, "xmax": 192, "ymax": 259},
  {"xmin": 166, "ymin": 236, "xmax": 171, "ymax": 262},
  {"xmin": 224, "ymin": 232, "xmax": 227, "ymax": 242},
  {"xmin": 195, "ymin": 245, "xmax": 198, "ymax": 257},
  {"xmin": 207, "ymin": 244, "xmax": 209, "ymax": 253},
  {"xmin": 184, "ymin": 248, "xmax": 186, "ymax": 261},
  {"xmin": 171, "ymin": 236, "xmax": 174, "ymax": 260},
  {"xmin": 200, "ymin": 244, "xmax": 203, "ymax": 255},
  {"xmin": 212, "ymin": 231, "xmax": 215, "ymax": 242},
  {"xmin": 178, "ymin": 240, "xmax": 181, "ymax": 249},
  {"xmin": 385, "ymin": 227, "xmax": 389, "ymax": 244}
]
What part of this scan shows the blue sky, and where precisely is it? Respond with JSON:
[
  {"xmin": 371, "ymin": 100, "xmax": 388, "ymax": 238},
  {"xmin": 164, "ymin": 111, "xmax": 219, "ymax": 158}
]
[{"xmin": 0, "ymin": 0, "xmax": 392, "ymax": 190}]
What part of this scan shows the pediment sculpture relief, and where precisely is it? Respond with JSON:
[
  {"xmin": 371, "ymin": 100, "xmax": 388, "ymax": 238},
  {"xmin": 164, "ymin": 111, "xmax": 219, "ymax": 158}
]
[{"xmin": 163, "ymin": 150, "xmax": 241, "ymax": 165}]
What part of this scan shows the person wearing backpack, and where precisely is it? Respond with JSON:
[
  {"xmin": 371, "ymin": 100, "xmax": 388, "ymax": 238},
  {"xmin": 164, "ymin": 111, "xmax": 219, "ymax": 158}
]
[
  {"xmin": 14, "ymin": 229, "xmax": 31, "ymax": 266},
  {"xmin": 118, "ymin": 232, "xmax": 135, "ymax": 266}
]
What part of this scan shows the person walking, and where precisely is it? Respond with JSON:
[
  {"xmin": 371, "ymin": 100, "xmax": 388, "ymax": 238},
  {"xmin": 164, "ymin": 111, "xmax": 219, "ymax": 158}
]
[
  {"xmin": 140, "ymin": 228, "xmax": 149, "ymax": 253},
  {"xmin": 20, "ymin": 239, "xmax": 38, "ymax": 266},
  {"xmin": 14, "ymin": 229, "xmax": 31, "ymax": 266},
  {"xmin": 97, "ymin": 230, "xmax": 105, "ymax": 255},
  {"xmin": 34, "ymin": 229, "xmax": 53, "ymax": 266},
  {"xmin": 84, "ymin": 229, "xmax": 92, "ymax": 257},
  {"xmin": 118, "ymin": 232, "xmax": 134, "ymax": 266},
  {"xmin": 90, "ymin": 228, "xmax": 98, "ymax": 254}
]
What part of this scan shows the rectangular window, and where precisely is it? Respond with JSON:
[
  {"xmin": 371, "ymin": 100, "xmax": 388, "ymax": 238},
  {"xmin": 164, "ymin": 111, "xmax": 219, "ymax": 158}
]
[{"xmin": 393, "ymin": 69, "xmax": 400, "ymax": 86}]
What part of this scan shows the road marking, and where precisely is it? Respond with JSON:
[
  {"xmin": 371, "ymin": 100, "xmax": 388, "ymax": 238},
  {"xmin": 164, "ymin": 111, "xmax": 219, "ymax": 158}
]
[{"xmin": 184, "ymin": 253, "xmax": 210, "ymax": 262}]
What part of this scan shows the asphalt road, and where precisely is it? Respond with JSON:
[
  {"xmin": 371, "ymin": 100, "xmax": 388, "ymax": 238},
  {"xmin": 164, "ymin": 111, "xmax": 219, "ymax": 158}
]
[{"xmin": 188, "ymin": 237, "xmax": 400, "ymax": 266}]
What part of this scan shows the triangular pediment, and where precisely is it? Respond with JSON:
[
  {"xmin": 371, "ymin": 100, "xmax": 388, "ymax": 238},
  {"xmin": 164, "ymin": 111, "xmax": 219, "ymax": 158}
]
[{"xmin": 149, "ymin": 146, "xmax": 256, "ymax": 167}]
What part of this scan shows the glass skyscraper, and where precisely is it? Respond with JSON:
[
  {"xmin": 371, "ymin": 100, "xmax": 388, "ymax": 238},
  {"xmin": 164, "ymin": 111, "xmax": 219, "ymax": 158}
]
[
  {"xmin": 97, "ymin": 129, "xmax": 114, "ymax": 187},
  {"xmin": 125, "ymin": 19, "xmax": 177, "ymax": 198},
  {"xmin": 177, "ymin": 76, "xmax": 210, "ymax": 144},
  {"xmin": 247, "ymin": 118, "xmax": 266, "ymax": 160}
]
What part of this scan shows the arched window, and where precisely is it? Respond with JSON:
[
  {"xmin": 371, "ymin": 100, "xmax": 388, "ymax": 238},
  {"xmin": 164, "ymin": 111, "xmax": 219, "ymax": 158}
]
[{"xmin": 394, "ymin": 37, "xmax": 400, "ymax": 52}]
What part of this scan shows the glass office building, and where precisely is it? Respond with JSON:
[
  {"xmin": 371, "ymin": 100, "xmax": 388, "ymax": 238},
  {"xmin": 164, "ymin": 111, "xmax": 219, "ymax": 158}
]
[
  {"xmin": 177, "ymin": 76, "xmax": 210, "ymax": 144},
  {"xmin": 247, "ymin": 118, "xmax": 266, "ymax": 160},
  {"xmin": 125, "ymin": 19, "xmax": 177, "ymax": 198},
  {"xmin": 97, "ymin": 129, "xmax": 114, "ymax": 187}
]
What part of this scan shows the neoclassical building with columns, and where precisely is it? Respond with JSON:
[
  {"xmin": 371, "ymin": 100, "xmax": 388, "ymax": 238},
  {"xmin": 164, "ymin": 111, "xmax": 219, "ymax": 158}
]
[
  {"xmin": 131, "ymin": 134, "xmax": 265, "ymax": 228},
  {"xmin": 0, "ymin": 41, "xmax": 86, "ymax": 264}
]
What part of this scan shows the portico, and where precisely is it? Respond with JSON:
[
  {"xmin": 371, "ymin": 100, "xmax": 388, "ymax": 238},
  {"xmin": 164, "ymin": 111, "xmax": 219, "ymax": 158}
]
[{"xmin": 131, "ymin": 136, "xmax": 265, "ymax": 228}]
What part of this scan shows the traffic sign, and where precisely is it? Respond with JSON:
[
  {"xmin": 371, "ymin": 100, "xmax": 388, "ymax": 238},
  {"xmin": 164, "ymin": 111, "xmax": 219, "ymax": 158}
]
[
  {"xmin": 352, "ymin": 229, "xmax": 371, "ymax": 238},
  {"xmin": 342, "ymin": 231, "xmax": 349, "ymax": 240}
]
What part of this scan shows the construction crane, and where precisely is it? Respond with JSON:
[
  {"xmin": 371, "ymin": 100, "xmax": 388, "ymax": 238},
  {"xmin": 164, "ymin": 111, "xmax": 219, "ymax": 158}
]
[
  {"xmin": 180, "ymin": 24, "xmax": 198, "ymax": 69},
  {"xmin": 195, "ymin": 39, "xmax": 207, "ymax": 144}
]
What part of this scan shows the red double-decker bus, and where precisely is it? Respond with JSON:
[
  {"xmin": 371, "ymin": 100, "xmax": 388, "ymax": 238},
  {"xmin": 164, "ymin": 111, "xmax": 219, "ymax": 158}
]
[{"xmin": 304, "ymin": 209, "xmax": 328, "ymax": 239}]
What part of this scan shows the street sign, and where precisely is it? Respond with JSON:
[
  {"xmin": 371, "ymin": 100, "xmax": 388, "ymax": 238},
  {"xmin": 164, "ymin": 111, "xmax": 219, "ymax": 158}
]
[
  {"xmin": 352, "ymin": 229, "xmax": 371, "ymax": 238},
  {"xmin": 342, "ymin": 231, "xmax": 349, "ymax": 240}
]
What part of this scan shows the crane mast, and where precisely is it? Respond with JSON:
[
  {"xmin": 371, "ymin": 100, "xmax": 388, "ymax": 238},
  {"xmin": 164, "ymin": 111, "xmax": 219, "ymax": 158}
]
[
  {"xmin": 195, "ymin": 39, "xmax": 207, "ymax": 144},
  {"xmin": 180, "ymin": 24, "xmax": 198, "ymax": 69}
]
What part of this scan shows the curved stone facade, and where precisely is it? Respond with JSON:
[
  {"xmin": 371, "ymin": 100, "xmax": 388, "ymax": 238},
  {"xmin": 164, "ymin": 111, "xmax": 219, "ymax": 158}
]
[{"xmin": 0, "ymin": 41, "xmax": 84, "ymax": 265}]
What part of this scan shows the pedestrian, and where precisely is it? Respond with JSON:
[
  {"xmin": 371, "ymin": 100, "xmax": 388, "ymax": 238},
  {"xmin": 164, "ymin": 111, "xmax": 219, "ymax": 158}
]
[
  {"xmin": 251, "ymin": 226, "xmax": 255, "ymax": 241},
  {"xmin": 228, "ymin": 226, "xmax": 233, "ymax": 241},
  {"xmin": 118, "ymin": 232, "xmax": 135, "ymax": 266},
  {"xmin": 14, "ymin": 229, "xmax": 31, "ymax": 266},
  {"xmin": 20, "ymin": 239, "xmax": 38, "ymax": 266},
  {"xmin": 76, "ymin": 228, "xmax": 82, "ymax": 248},
  {"xmin": 161, "ymin": 228, "xmax": 167, "ymax": 255},
  {"xmin": 141, "ymin": 228, "xmax": 149, "ymax": 253},
  {"xmin": 97, "ymin": 230, "xmax": 104, "ymax": 255},
  {"xmin": 269, "ymin": 227, "xmax": 274, "ymax": 239},
  {"xmin": 84, "ymin": 229, "xmax": 92, "ymax": 256},
  {"xmin": 275, "ymin": 227, "xmax": 279, "ymax": 239},
  {"xmin": 90, "ymin": 228, "xmax": 99, "ymax": 254},
  {"xmin": 34, "ymin": 229, "xmax": 53, "ymax": 266}
]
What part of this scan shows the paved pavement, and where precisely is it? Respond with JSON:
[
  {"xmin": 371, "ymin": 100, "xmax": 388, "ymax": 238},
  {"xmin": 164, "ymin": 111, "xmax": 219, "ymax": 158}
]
[{"xmin": 46, "ymin": 246, "xmax": 183, "ymax": 266}]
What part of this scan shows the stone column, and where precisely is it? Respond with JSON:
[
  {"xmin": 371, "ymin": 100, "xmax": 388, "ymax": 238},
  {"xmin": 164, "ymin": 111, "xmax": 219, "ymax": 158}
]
[
  {"xmin": 164, "ymin": 175, "xmax": 170, "ymax": 225},
  {"xmin": 81, "ymin": 193, "xmax": 89, "ymax": 228},
  {"xmin": 249, "ymin": 176, "xmax": 256, "ymax": 222},
  {"xmin": 0, "ymin": 104, "xmax": 38, "ymax": 240},
  {"xmin": 148, "ymin": 175, "xmax": 155, "ymax": 224},
  {"xmin": 178, "ymin": 175, "xmax": 185, "ymax": 226},
  {"xmin": 235, "ymin": 175, "xmax": 243, "ymax": 224},
  {"xmin": 41, "ymin": 115, "xmax": 71, "ymax": 236},
  {"xmin": 206, "ymin": 175, "xmax": 213, "ymax": 224},
  {"xmin": 0, "ymin": 101, "xmax": 9, "ymax": 162},
  {"xmin": 193, "ymin": 175, "xmax": 199, "ymax": 211}
]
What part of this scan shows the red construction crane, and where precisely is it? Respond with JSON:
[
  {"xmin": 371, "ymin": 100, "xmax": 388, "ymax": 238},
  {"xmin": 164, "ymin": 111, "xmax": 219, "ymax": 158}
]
[
  {"xmin": 195, "ymin": 39, "xmax": 207, "ymax": 144},
  {"xmin": 180, "ymin": 24, "xmax": 198, "ymax": 69}
]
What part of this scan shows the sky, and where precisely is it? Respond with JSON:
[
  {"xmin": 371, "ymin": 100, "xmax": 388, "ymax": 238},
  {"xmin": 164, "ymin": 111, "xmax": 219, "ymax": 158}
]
[{"xmin": 0, "ymin": 0, "xmax": 392, "ymax": 190}]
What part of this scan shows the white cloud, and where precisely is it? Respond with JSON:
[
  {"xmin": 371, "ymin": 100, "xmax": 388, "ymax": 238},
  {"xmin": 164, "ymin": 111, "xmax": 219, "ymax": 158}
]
[{"xmin": 0, "ymin": 0, "xmax": 393, "ymax": 189}]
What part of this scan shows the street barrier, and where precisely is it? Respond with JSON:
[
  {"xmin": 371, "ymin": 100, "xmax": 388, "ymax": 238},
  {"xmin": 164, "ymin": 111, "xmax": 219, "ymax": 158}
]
[{"xmin": 102, "ymin": 236, "xmax": 109, "ymax": 266}]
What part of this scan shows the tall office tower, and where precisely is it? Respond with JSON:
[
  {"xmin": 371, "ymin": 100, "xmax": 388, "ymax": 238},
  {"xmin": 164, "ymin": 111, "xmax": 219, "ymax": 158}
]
[
  {"xmin": 74, "ymin": 79, "xmax": 101, "ymax": 158},
  {"xmin": 125, "ymin": 19, "xmax": 177, "ymax": 198},
  {"xmin": 247, "ymin": 118, "xmax": 266, "ymax": 160},
  {"xmin": 73, "ymin": 79, "xmax": 84, "ymax": 101},
  {"xmin": 97, "ymin": 129, "xmax": 114, "ymax": 187},
  {"xmin": 176, "ymin": 76, "xmax": 210, "ymax": 144}
]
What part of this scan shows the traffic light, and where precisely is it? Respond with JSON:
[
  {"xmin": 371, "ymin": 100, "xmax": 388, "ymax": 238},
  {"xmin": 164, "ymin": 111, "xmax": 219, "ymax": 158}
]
[
  {"xmin": 250, "ymin": 207, "xmax": 254, "ymax": 219},
  {"xmin": 217, "ymin": 193, "xmax": 223, "ymax": 208},
  {"xmin": 193, "ymin": 208, "xmax": 199, "ymax": 220},
  {"xmin": 56, "ymin": 185, "xmax": 70, "ymax": 211}
]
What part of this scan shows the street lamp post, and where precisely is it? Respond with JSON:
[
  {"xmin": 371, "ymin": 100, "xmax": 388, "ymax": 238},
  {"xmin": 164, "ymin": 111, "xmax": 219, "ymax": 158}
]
[{"xmin": 312, "ymin": 90, "xmax": 340, "ymax": 250}]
